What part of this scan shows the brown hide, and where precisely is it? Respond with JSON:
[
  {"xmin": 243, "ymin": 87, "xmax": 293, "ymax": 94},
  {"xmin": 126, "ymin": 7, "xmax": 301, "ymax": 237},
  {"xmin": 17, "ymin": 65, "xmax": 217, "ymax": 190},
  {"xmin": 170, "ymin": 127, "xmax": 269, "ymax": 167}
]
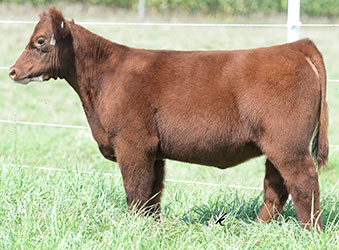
[{"xmin": 9, "ymin": 7, "xmax": 329, "ymax": 230}]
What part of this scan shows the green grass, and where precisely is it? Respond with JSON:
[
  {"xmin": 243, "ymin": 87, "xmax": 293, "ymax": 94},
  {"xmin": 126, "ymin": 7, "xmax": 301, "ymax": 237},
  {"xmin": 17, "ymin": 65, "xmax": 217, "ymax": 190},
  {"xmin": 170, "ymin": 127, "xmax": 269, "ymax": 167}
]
[
  {"xmin": 0, "ymin": 3, "xmax": 339, "ymax": 249},
  {"xmin": 0, "ymin": 165, "xmax": 338, "ymax": 249}
]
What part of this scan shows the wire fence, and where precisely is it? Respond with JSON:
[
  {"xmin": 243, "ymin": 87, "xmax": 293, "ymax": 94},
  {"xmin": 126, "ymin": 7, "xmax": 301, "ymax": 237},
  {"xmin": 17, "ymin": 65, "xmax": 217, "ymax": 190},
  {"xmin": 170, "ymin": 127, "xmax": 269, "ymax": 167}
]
[
  {"xmin": 4, "ymin": 162, "xmax": 263, "ymax": 190},
  {"xmin": 0, "ymin": 120, "xmax": 339, "ymax": 149},
  {"xmin": 1, "ymin": 119, "xmax": 339, "ymax": 149},
  {"xmin": 2, "ymin": 19, "xmax": 339, "ymax": 27},
  {"xmin": 1, "ymin": 19, "xmax": 338, "ymax": 191}
]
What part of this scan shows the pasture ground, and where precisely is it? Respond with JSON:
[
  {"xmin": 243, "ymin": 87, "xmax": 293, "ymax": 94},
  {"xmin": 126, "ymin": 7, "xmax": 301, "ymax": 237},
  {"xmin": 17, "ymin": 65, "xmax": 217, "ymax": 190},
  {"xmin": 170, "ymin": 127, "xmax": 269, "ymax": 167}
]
[{"xmin": 0, "ymin": 3, "xmax": 338, "ymax": 249}]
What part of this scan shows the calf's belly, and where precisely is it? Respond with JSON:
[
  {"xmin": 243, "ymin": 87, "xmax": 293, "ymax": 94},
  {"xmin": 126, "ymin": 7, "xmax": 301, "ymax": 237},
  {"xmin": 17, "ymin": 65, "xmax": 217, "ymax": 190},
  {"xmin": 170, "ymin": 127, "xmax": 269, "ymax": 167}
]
[{"xmin": 158, "ymin": 141, "xmax": 262, "ymax": 168}]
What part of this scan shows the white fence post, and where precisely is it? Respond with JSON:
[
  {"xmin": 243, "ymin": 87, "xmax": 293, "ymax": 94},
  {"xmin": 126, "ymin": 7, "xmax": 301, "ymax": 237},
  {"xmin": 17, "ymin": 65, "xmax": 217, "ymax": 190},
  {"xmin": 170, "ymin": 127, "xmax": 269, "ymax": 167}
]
[
  {"xmin": 287, "ymin": 0, "xmax": 302, "ymax": 42},
  {"xmin": 138, "ymin": 0, "xmax": 146, "ymax": 20}
]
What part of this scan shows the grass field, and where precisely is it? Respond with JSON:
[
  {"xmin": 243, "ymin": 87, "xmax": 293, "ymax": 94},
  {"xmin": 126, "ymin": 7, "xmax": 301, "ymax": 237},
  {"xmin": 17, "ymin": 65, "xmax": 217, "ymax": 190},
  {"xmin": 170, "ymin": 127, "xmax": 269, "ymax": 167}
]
[{"xmin": 0, "ymin": 3, "xmax": 338, "ymax": 249}]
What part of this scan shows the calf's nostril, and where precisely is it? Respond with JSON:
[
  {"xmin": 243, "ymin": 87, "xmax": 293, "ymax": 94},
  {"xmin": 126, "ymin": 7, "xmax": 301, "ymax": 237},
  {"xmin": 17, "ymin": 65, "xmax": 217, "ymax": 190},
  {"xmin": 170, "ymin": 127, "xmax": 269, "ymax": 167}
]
[{"xmin": 9, "ymin": 68, "xmax": 16, "ymax": 78}]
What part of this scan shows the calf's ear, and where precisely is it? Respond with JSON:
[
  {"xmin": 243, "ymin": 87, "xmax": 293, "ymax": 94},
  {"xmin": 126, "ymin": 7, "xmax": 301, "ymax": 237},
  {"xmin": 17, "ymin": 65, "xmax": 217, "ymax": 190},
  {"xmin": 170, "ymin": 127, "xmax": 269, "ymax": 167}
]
[{"xmin": 49, "ymin": 6, "xmax": 70, "ymax": 41}]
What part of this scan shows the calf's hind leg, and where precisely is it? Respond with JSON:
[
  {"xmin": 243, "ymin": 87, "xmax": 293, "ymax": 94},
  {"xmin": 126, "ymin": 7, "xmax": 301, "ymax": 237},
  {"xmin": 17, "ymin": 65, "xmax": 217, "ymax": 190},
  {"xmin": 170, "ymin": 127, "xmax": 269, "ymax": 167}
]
[
  {"xmin": 257, "ymin": 159, "xmax": 289, "ymax": 222},
  {"xmin": 266, "ymin": 152, "xmax": 322, "ymax": 230}
]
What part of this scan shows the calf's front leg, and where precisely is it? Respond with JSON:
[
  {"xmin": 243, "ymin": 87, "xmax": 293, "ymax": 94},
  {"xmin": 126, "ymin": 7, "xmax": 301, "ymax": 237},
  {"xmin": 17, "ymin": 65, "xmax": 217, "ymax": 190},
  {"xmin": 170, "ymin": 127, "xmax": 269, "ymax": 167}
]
[
  {"xmin": 114, "ymin": 135, "xmax": 163, "ymax": 215},
  {"xmin": 148, "ymin": 159, "xmax": 165, "ymax": 215}
]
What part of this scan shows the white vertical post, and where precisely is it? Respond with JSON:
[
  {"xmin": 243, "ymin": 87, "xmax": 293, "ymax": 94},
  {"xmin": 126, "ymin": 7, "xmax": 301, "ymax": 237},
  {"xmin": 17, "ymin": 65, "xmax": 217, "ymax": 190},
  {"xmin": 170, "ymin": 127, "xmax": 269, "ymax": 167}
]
[
  {"xmin": 138, "ymin": 0, "xmax": 146, "ymax": 20},
  {"xmin": 287, "ymin": 0, "xmax": 301, "ymax": 42}
]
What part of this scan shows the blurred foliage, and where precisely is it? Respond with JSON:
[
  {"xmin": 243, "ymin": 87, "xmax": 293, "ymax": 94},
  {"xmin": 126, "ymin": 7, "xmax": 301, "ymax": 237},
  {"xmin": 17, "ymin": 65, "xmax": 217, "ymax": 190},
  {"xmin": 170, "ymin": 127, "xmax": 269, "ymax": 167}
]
[
  {"xmin": 146, "ymin": 0, "xmax": 287, "ymax": 15},
  {"xmin": 0, "ymin": 0, "xmax": 135, "ymax": 8},
  {"xmin": 1, "ymin": 0, "xmax": 339, "ymax": 17},
  {"xmin": 301, "ymin": 0, "xmax": 339, "ymax": 17}
]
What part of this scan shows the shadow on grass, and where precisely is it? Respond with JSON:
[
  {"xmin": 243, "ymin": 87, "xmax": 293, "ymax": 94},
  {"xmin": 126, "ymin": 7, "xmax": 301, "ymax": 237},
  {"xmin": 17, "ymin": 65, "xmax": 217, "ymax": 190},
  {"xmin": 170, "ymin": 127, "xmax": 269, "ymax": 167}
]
[
  {"xmin": 180, "ymin": 193, "xmax": 339, "ymax": 229},
  {"xmin": 181, "ymin": 193, "xmax": 262, "ymax": 226}
]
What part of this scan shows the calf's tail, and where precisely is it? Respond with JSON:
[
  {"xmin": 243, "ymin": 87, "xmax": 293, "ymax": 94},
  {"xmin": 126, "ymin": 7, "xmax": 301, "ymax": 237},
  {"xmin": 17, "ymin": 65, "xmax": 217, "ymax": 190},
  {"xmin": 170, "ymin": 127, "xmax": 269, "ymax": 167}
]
[
  {"xmin": 293, "ymin": 39, "xmax": 329, "ymax": 168},
  {"xmin": 307, "ymin": 42, "xmax": 329, "ymax": 168}
]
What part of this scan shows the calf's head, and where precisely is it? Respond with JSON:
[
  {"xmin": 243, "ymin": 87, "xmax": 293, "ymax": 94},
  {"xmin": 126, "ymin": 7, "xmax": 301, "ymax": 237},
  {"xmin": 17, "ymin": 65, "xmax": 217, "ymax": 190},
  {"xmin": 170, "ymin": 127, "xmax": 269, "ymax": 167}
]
[{"xmin": 9, "ymin": 7, "xmax": 72, "ymax": 84}]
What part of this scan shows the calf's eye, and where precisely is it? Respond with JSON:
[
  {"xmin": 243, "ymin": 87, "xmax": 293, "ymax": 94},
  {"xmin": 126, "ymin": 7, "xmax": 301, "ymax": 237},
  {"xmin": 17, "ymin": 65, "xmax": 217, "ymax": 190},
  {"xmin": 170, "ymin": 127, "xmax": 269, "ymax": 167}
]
[{"xmin": 37, "ymin": 39, "xmax": 45, "ymax": 45}]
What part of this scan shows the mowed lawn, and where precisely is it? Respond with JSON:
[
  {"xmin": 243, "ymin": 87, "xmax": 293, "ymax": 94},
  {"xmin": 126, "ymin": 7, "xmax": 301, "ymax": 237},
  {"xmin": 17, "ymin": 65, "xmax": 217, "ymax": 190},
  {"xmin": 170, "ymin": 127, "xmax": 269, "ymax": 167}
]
[{"xmin": 0, "ymin": 4, "xmax": 338, "ymax": 249}]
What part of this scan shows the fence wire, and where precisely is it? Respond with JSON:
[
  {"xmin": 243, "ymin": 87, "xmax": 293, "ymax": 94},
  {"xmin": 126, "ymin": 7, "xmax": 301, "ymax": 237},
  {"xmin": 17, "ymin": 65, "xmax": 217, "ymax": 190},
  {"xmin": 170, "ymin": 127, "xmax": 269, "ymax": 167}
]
[
  {"xmin": 3, "ymin": 162, "xmax": 262, "ymax": 190},
  {"xmin": 1, "ymin": 20, "xmax": 339, "ymax": 27},
  {"xmin": 0, "ymin": 119, "xmax": 338, "ymax": 149}
]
